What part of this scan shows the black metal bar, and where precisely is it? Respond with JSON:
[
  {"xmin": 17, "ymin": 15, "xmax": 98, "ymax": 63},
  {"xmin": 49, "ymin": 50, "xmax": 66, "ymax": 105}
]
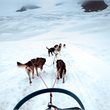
[{"xmin": 13, "ymin": 88, "xmax": 85, "ymax": 110}]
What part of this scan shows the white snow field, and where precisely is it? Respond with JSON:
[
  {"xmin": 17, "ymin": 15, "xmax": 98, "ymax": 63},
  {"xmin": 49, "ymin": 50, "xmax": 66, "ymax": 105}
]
[{"xmin": 0, "ymin": 0, "xmax": 110, "ymax": 110}]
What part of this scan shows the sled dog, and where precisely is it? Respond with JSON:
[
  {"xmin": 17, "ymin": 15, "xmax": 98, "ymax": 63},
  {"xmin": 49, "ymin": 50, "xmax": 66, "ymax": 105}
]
[
  {"xmin": 56, "ymin": 59, "xmax": 66, "ymax": 83},
  {"xmin": 17, "ymin": 57, "xmax": 46, "ymax": 84}
]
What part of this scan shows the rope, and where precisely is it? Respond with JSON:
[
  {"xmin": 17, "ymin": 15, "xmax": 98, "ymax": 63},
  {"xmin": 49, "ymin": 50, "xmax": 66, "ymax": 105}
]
[
  {"xmin": 53, "ymin": 53, "xmax": 58, "ymax": 65},
  {"xmin": 39, "ymin": 73, "xmax": 58, "ymax": 108},
  {"xmin": 39, "ymin": 75, "xmax": 48, "ymax": 88},
  {"xmin": 52, "ymin": 77, "xmax": 57, "ymax": 88},
  {"xmin": 46, "ymin": 53, "xmax": 58, "ymax": 67},
  {"xmin": 38, "ymin": 54, "xmax": 58, "ymax": 108}
]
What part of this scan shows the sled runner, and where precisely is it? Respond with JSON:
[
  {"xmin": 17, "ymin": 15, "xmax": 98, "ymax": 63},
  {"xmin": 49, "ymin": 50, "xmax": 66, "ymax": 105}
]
[{"xmin": 13, "ymin": 88, "xmax": 85, "ymax": 110}]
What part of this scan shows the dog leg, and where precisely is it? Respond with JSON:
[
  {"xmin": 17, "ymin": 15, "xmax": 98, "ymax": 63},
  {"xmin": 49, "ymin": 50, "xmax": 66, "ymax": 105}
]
[
  {"xmin": 57, "ymin": 70, "xmax": 60, "ymax": 79},
  {"xmin": 32, "ymin": 68, "xmax": 34, "ymax": 79},
  {"xmin": 25, "ymin": 67, "xmax": 32, "ymax": 84},
  {"xmin": 51, "ymin": 52, "xmax": 53, "ymax": 56},
  {"xmin": 29, "ymin": 75, "xmax": 32, "ymax": 84},
  {"xmin": 63, "ymin": 75, "xmax": 65, "ymax": 83},
  {"xmin": 62, "ymin": 70, "xmax": 66, "ymax": 83},
  {"xmin": 35, "ymin": 67, "xmax": 39, "ymax": 76},
  {"xmin": 26, "ymin": 69, "xmax": 32, "ymax": 84},
  {"xmin": 48, "ymin": 51, "xmax": 50, "ymax": 57},
  {"xmin": 57, "ymin": 68, "xmax": 61, "ymax": 79},
  {"xmin": 57, "ymin": 73, "xmax": 59, "ymax": 79}
]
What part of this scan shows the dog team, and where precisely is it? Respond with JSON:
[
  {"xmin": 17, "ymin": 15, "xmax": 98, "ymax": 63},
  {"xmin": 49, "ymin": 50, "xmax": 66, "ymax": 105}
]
[{"xmin": 17, "ymin": 43, "xmax": 66, "ymax": 84}]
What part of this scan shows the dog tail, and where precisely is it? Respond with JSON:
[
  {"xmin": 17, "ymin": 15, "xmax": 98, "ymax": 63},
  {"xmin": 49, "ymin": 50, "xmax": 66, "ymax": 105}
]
[
  {"xmin": 46, "ymin": 47, "xmax": 49, "ymax": 50},
  {"xmin": 17, "ymin": 62, "xmax": 26, "ymax": 68}
]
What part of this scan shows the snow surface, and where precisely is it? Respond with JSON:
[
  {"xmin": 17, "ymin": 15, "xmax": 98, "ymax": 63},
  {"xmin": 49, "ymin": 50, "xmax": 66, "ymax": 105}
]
[{"xmin": 0, "ymin": 0, "xmax": 110, "ymax": 110}]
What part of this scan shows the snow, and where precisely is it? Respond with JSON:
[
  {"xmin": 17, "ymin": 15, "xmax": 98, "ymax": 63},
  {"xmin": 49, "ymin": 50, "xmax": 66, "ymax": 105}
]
[{"xmin": 0, "ymin": 0, "xmax": 110, "ymax": 110}]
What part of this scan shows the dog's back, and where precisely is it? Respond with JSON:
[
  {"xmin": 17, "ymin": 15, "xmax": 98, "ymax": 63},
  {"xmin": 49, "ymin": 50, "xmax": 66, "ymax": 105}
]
[
  {"xmin": 30, "ymin": 59, "xmax": 36, "ymax": 65},
  {"xmin": 35, "ymin": 57, "xmax": 46, "ymax": 69}
]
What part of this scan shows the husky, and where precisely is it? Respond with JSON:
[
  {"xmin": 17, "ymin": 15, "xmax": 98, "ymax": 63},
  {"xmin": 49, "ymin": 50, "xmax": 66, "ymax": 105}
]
[
  {"xmin": 56, "ymin": 59, "xmax": 66, "ymax": 83},
  {"xmin": 17, "ymin": 57, "xmax": 46, "ymax": 84}
]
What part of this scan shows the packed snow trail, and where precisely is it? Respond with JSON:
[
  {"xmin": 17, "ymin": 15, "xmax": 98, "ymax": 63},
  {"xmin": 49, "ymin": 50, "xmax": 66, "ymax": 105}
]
[
  {"xmin": 0, "ymin": 40, "xmax": 109, "ymax": 110},
  {"xmin": 0, "ymin": 37, "xmax": 110, "ymax": 110}
]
